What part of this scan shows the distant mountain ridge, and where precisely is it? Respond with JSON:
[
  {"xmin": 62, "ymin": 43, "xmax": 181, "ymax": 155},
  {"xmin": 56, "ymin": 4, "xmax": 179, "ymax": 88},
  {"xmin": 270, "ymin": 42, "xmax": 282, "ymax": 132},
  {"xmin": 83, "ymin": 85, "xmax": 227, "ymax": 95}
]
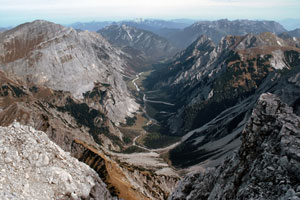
[
  {"xmin": 0, "ymin": 28, "xmax": 8, "ymax": 32},
  {"xmin": 163, "ymin": 19, "xmax": 287, "ymax": 48},
  {"xmin": 279, "ymin": 18, "xmax": 300, "ymax": 31},
  {"xmin": 68, "ymin": 21, "xmax": 112, "ymax": 31},
  {"xmin": 279, "ymin": 28, "xmax": 300, "ymax": 39},
  {"xmin": 68, "ymin": 18, "xmax": 194, "ymax": 32},
  {"xmin": 98, "ymin": 24, "xmax": 178, "ymax": 64}
]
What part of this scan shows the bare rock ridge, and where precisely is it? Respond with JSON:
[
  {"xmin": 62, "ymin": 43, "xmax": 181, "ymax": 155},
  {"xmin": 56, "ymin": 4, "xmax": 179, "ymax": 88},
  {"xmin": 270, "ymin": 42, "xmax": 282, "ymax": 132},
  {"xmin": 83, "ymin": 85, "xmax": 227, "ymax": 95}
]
[
  {"xmin": 169, "ymin": 93, "xmax": 300, "ymax": 200},
  {"xmin": 0, "ymin": 122, "xmax": 112, "ymax": 200},
  {"xmin": 0, "ymin": 20, "xmax": 139, "ymax": 124}
]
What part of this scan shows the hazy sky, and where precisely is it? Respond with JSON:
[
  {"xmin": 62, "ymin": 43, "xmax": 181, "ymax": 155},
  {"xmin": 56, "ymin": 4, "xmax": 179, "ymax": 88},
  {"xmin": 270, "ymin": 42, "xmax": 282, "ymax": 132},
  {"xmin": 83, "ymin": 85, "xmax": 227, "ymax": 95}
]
[{"xmin": 1, "ymin": 0, "xmax": 300, "ymax": 27}]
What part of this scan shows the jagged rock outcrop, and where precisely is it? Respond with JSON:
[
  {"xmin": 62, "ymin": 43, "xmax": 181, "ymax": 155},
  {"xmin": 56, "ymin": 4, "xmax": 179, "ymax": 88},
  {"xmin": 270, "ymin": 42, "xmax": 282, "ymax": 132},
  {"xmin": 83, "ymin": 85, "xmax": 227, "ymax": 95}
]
[
  {"xmin": 145, "ymin": 32, "xmax": 300, "ymax": 168},
  {"xmin": 169, "ymin": 93, "xmax": 300, "ymax": 200},
  {"xmin": 0, "ymin": 122, "xmax": 112, "ymax": 200},
  {"xmin": 0, "ymin": 20, "xmax": 139, "ymax": 124},
  {"xmin": 99, "ymin": 24, "xmax": 177, "ymax": 65}
]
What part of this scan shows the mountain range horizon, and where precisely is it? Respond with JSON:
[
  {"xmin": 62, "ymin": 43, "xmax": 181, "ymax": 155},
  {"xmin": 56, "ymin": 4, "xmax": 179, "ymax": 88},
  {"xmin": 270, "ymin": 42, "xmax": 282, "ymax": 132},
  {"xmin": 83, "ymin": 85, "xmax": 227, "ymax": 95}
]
[
  {"xmin": 2, "ymin": 17, "xmax": 300, "ymax": 31},
  {"xmin": 1, "ymin": 10, "xmax": 300, "ymax": 200}
]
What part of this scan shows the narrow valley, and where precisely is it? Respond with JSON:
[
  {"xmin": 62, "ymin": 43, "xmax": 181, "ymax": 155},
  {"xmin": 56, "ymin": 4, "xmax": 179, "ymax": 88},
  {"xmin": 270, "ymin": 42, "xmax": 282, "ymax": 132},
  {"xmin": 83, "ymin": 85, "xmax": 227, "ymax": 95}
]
[{"xmin": 0, "ymin": 11, "xmax": 300, "ymax": 200}]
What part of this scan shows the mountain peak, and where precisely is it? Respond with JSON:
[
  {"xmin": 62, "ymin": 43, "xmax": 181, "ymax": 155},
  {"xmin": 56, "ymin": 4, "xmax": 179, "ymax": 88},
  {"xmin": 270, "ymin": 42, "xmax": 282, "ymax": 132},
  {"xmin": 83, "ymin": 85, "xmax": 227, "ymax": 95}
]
[
  {"xmin": 0, "ymin": 20, "xmax": 139, "ymax": 124},
  {"xmin": 99, "ymin": 23, "xmax": 177, "ymax": 63}
]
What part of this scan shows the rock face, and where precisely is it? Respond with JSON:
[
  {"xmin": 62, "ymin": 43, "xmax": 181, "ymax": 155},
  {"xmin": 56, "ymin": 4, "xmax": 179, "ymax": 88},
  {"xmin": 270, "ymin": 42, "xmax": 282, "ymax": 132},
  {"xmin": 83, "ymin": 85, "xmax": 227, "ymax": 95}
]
[
  {"xmin": 145, "ymin": 32, "xmax": 300, "ymax": 168},
  {"xmin": 0, "ymin": 69, "xmax": 127, "ymax": 152},
  {"xmin": 165, "ymin": 19, "xmax": 287, "ymax": 48},
  {"xmin": 0, "ymin": 74, "xmax": 179, "ymax": 199},
  {"xmin": 169, "ymin": 93, "xmax": 300, "ymax": 200},
  {"xmin": 0, "ymin": 20, "xmax": 139, "ymax": 124},
  {"xmin": 99, "ymin": 24, "xmax": 177, "ymax": 65},
  {"xmin": 0, "ymin": 122, "xmax": 112, "ymax": 200}
]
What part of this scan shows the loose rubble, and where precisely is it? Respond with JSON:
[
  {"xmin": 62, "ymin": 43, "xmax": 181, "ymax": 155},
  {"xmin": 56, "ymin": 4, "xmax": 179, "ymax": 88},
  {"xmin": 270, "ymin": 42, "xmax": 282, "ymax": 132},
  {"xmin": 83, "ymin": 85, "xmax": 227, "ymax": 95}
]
[{"xmin": 0, "ymin": 122, "xmax": 112, "ymax": 200}]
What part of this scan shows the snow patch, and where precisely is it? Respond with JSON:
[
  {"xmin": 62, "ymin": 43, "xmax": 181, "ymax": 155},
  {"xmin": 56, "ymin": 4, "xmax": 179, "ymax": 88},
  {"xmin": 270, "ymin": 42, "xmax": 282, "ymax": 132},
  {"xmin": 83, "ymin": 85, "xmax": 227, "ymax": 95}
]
[
  {"xmin": 207, "ymin": 89, "xmax": 214, "ymax": 100},
  {"xmin": 277, "ymin": 40, "xmax": 282, "ymax": 46}
]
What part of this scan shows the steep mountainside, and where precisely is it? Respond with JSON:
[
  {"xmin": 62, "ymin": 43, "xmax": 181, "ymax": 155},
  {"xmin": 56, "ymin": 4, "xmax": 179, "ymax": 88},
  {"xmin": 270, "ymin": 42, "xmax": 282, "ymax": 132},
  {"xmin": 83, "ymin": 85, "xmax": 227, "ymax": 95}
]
[
  {"xmin": 165, "ymin": 19, "xmax": 287, "ymax": 48},
  {"xmin": 0, "ymin": 20, "xmax": 179, "ymax": 200},
  {"xmin": 0, "ymin": 122, "xmax": 112, "ymax": 200},
  {"xmin": 99, "ymin": 24, "xmax": 177, "ymax": 64},
  {"xmin": 0, "ymin": 70, "xmax": 125, "ymax": 151},
  {"xmin": 145, "ymin": 32, "xmax": 300, "ymax": 168},
  {"xmin": 0, "ymin": 72, "xmax": 179, "ymax": 199},
  {"xmin": 169, "ymin": 93, "xmax": 300, "ymax": 200},
  {"xmin": 0, "ymin": 20, "xmax": 139, "ymax": 124}
]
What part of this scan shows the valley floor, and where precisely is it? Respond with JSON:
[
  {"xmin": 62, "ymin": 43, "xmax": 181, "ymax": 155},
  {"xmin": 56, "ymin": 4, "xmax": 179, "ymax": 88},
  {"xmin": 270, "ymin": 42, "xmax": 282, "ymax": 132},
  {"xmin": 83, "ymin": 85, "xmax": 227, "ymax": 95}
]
[{"xmin": 116, "ymin": 71, "xmax": 182, "ymax": 175}]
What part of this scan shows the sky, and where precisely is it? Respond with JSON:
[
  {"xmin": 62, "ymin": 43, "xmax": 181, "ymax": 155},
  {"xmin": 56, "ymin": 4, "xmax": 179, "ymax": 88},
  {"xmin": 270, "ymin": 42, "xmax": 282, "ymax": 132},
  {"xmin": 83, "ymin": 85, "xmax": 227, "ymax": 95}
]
[{"xmin": 0, "ymin": 0, "xmax": 300, "ymax": 27}]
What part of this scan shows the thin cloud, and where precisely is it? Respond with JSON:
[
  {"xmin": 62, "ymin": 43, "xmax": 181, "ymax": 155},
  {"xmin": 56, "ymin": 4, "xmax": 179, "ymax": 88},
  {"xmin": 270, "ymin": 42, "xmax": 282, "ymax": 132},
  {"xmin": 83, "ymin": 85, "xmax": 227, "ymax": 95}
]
[
  {"xmin": 0, "ymin": 0, "xmax": 299, "ymax": 26},
  {"xmin": 1, "ymin": 0, "xmax": 299, "ymax": 10}
]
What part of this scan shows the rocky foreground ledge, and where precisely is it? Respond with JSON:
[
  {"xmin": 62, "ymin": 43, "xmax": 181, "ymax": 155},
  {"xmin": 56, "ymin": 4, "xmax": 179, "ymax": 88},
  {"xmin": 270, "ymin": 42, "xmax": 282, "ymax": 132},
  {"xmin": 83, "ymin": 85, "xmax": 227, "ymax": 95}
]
[
  {"xmin": 169, "ymin": 93, "xmax": 300, "ymax": 200},
  {"xmin": 0, "ymin": 122, "xmax": 112, "ymax": 200}
]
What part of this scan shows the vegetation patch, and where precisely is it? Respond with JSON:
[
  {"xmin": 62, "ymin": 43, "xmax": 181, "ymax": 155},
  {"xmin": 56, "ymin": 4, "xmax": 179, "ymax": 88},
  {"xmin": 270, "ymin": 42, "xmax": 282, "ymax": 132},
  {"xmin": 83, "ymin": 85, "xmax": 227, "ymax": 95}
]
[
  {"xmin": 142, "ymin": 130, "xmax": 180, "ymax": 149},
  {"xmin": 125, "ymin": 115, "xmax": 137, "ymax": 126},
  {"xmin": 121, "ymin": 146, "xmax": 148, "ymax": 154}
]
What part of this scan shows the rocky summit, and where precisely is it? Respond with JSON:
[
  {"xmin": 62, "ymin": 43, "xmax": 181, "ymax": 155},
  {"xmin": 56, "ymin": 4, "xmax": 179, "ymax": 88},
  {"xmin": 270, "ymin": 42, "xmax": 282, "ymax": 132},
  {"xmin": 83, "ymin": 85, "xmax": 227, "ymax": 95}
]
[
  {"xmin": 0, "ymin": 122, "xmax": 112, "ymax": 200},
  {"xmin": 169, "ymin": 93, "xmax": 300, "ymax": 200}
]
